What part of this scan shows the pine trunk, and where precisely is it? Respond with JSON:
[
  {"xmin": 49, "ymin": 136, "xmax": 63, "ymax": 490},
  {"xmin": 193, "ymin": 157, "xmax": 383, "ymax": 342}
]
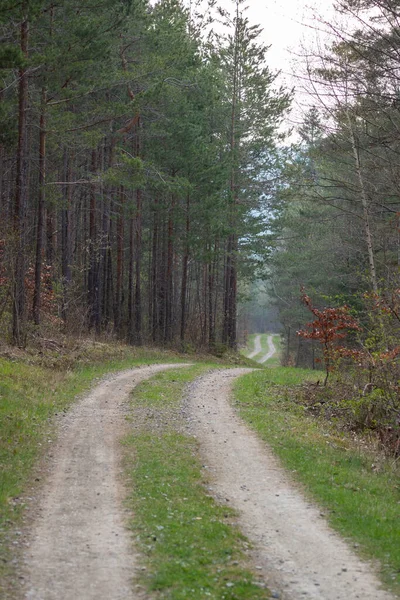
[
  {"xmin": 33, "ymin": 88, "xmax": 46, "ymax": 325},
  {"xmin": 13, "ymin": 13, "xmax": 28, "ymax": 346}
]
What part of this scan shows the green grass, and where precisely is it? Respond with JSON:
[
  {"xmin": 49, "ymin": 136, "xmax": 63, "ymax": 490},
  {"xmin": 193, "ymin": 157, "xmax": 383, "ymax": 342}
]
[
  {"xmin": 260, "ymin": 334, "xmax": 281, "ymax": 367},
  {"xmin": 0, "ymin": 345, "xmax": 199, "ymax": 597},
  {"xmin": 241, "ymin": 333, "xmax": 281, "ymax": 365},
  {"xmin": 234, "ymin": 367, "xmax": 400, "ymax": 595},
  {"xmin": 124, "ymin": 366, "xmax": 270, "ymax": 599},
  {"xmin": 240, "ymin": 334, "xmax": 257, "ymax": 357}
]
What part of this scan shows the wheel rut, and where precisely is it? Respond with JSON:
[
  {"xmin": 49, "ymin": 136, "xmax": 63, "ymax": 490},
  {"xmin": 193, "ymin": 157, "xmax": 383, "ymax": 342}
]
[
  {"xmin": 184, "ymin": 368, "xmax": 396, "ymax": 600},
  {"xmin": 23, "ymin": 364, "xmax": 190, "ymax": 600}
]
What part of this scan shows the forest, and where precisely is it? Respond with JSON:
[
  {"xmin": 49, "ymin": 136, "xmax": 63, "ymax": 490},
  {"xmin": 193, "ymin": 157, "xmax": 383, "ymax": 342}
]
[
  {"xmin": 2, "ymin": 0, "xmax": 400, "ymax": 414},
  {"xmin": 1, "ymin": 2, "xmax": 400, "ymax": 597},
  {"xmin": 0, "ymin": 0, "xmax": 289, "ymax": 351}
]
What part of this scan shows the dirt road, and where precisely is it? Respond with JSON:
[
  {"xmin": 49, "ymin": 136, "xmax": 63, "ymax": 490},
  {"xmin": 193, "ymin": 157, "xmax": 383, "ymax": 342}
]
[
  {"xmin": 185, "ymin": 368, "xmax": 395, "ymax": 600},
  {"xmin": 259, "ymin": 334, "xmax": 275, "ymax": 363},
  {"xmin": 22, "ymin": 363, "xmax": 396, "ymax": 600},
  {"xmin": 247, "ymin": 334, "xmax": 262, "ymax": 359},
  {"xmin": 23, "ymin": 364, "xmax": 190, "ymax": 600}
]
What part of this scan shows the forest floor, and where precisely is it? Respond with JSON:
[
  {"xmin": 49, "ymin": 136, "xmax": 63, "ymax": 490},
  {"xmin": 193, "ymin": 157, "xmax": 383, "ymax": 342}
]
[{"xmin": 2, "ymin": 337, "xmax": 398, "ymax": 600}]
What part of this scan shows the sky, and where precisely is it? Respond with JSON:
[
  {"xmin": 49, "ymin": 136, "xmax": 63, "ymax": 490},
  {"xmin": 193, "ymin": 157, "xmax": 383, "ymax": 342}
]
[
  {"xmin": 188, "ymin": 0, "xmax": 339, "ymax": 130},
  {"xmin": 243, "ymin": 0, "xmax": 337, "ymax": 125}
]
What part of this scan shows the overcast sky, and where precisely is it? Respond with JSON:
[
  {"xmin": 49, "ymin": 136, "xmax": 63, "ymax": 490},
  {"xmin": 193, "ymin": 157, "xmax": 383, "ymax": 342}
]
[{"xmin": 195, "ymin": 0, "xmax": 338, "ymax": 128}]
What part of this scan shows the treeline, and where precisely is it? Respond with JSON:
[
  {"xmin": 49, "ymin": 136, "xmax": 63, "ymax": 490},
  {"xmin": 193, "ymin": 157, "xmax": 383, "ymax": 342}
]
[
  {"xmin": 0, "ymin": 0, "xmax": 289, "ymax": 349},
  {"xmin": 269, "ymin": 0, "xmax": 400, "ymax": 398}
]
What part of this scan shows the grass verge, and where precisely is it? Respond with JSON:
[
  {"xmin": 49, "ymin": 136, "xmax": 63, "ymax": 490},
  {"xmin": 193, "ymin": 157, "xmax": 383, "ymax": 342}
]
[
  {"xmin": 124, "ymin": 365, "xmax": 270, "ymax": 599},
  {"xmin": 0, "ymin": 339, "xmax": 253, "ymax": 598},
  {"xmin": 234, "ymin": 367, "xmax": 400, "ymax": 595}
]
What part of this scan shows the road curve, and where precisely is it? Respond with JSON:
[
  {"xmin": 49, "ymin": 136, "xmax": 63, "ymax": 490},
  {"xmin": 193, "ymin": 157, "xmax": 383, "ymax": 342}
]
[
  {"xmin": 185, "ymin": 368, "xmax": 395, "ymax": 600},
  {"xmin": 259, "ymin": 334, "xmax": 276, "ymax": 363},
  {"xmin": 23, "ymin": 363, "xmax": 191, "ymax": 600},
  {"xmin": 247, "ymin": 334, "xmax": 262, "ymax": 359}
]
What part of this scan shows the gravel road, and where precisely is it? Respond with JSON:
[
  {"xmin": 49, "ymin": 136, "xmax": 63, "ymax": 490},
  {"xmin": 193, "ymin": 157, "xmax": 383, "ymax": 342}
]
[
  {"xmin": 185, "ymin": 368, "xmax": 396, "ymax": 600},
  {"xmin": 21, "ymin": 363, "xmax": 397, "ymax": 600},
  {"xmin": 259, "ymin": 334, "xmax": 276, "ymax": 363},
  {"xmin": 23, "ymin": 364, "xmax": 190, "ymax": 600}
]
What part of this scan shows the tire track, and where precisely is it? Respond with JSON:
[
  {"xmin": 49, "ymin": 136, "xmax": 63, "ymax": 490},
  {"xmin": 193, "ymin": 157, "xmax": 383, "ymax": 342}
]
[
  {"xmin": 185, "ymin": 368, "xmax": 395, "ymax": 600},
  {"xmin": 23, "ymin": 364, "xmax": 190, "ymax": 600}
]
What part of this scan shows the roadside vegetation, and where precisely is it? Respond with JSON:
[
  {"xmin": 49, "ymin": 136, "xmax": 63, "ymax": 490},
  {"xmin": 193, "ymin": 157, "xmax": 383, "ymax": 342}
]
[
  {"xmin": 234, "ymin": 367, "xmax": 400, "ymax": 595},
  {"xmin": 124, "ymin": 366, "xmax": 270, "ymax": 599},
  {"xmin": 0, "ymin": 341, "xmax": 252, "ymax": 597},
  {"xmin": 241, "ymin": 334, "xmax": 257, "ymax": 358}
]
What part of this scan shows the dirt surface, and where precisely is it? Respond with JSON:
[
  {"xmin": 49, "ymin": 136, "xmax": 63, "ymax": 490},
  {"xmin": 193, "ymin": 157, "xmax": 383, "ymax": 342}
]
[
  {"xmin": 247, "ymin": 334, "xmax": 262, "ymax": 359},
  {"xmin": 20, "ymin": 361, "xmax": 397, "ymax": 600},
  {"xmin": 23, "ymin": 364, "xmax": 190, "ymax": 600},
  {"xmin": 259, "ymin": 334, "xmax": 275, "ymax": 364},
  {"xmin": 185, "ymin": 368, "xmax": 396, "ymax": 600}
]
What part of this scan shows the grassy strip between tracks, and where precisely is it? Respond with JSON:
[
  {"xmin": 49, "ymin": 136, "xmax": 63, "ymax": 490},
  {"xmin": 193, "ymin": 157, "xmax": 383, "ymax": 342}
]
[
  {"xmin": 124, "ymin": 365, "xmax": 271, "ymax": 600},
  {"xmin": 234, "ymin": 367, "xmax": 400, "ymax": 595},
  {"xmin": 0, "ymin": 341, "xmax": 253, "ymax": 598},
  {"xmin": 0, "ymin": 346, "xmax": 193, "ymax": 597}
]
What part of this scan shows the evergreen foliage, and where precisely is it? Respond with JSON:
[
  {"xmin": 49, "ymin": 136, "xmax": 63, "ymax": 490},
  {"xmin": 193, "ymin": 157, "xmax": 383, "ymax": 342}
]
[{"xmin": 0, "ymin": 0, "xmax": 288, "ymax": 349}]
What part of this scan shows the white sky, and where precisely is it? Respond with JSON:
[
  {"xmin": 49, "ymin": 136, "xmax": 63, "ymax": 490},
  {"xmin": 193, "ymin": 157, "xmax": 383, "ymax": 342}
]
[
  {"xmin": 193, "ymin": 0, "xmax": 339, "ymax": 130},
  {"xmin": 242, "ymin": 1, "xmax": 338, "ymax": 125},
  {"xmin": 244, "ymin": 0, "xmax": 336, "ymax": 72}
]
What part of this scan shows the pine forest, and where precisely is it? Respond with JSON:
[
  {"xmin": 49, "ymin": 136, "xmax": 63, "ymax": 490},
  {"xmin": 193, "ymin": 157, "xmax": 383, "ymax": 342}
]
[
  {"xmin": 2, "ymin": 2, "xmax": 400, "ymax": 598},
  {"xmin": 2, "ymin": 0, "xmax": 400, "ymax": 411},
  {"xmin": 0, "ymin": 0, "xmax": 290, "ymax": 350}
]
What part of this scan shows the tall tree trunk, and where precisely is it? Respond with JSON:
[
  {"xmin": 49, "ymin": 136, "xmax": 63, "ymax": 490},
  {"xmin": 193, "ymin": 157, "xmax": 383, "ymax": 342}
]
[
  {"xmin": 61, "ymin": 149, "xmax": 72, "ymax": 323},
  {"xmin": 346, "ymin": 110, "xmax": 378, "ymax": 294},
  {"xmin": 151, "ymin": 199, "xmax": 159, "ymax": 341},
  {"xmin": 222, "ymin": 0, "xmax": 240, "ymax": 350},
  {"xmin": 208, "ymin": 255, "xmax": 215, "ymax": 347},
  {"xmin": 227, "ymin": 233, "xmax": 237, "ymax": 348},
  {"xmin": 13, "ymin": 11, "xmax": 29, "ymax": 346},
  {"xmin": 127, "ymin": 209, "xmax": 134, "ymax": 343},
  {"xmin": 165, "ymin": 198, "xmax": 174, "ymax": 342},
  {"xmin": 180, "ymin": 194, "xmax": 190, "ymax": 342},
  {"xmin": 103, "ymin": 135, "xmax": 115, "ymax": 325},
  {"xmin": 33, "ymin": 88, "xmax": 46, "ymax": 325},
  {"xmin": 114, "ymin": 185, "xmax": 125, "ymax": 333},
  {"xmin": 88, "ymin": 149, "xmax": 100, "ymax": 330},
  {"xmin": 134, "ymin": 188, "xmax": 142, "ymax": 344}
]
